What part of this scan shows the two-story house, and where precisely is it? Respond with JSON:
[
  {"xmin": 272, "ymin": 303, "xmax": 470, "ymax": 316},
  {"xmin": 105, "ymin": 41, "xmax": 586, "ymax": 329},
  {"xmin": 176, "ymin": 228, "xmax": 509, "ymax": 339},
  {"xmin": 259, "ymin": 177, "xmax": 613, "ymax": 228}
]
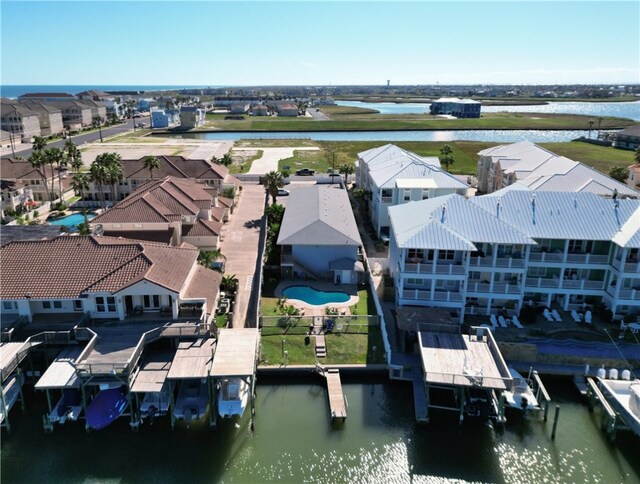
[
  {"xmin": 388, "ymin": 191, "xmax": 640, "ymax": 322},
  {"xmin": 19, "ymin": 101, "xmax": 64, "ymax": 136},
  {"xmin": 0, "ymin": 235, "xmax": 222, "ymax": 326},
  {"xmin": 356, "ymin": 144, "xmax": 468, "ymax": 239},
  {"xmin": 1, "ymin": 157, "xmax": 68, "ymax": 208},
  {"xmin": 89, "ymin": 176, "xmax": 228, "ymax": 249},
  {"xmin": 1, "ymin": 102, "xmax": 42, "ymax": 141}
]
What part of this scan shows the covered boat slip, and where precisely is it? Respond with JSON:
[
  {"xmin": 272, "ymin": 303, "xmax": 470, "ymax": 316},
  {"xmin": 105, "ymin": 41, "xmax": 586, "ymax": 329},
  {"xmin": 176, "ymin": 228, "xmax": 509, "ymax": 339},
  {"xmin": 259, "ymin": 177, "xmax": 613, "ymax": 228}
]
[
  {"xmin": 0, "ymin": 342, "xmax": 32, "ymax": 432},
  {"xmin": 417, "ymin": 323, "xmax": 513, "ymax": 423},
  {"xmin": 210, "ymin": 329, "xmax": 259, "ymax": 428},
  {"xmin": 129, "ymin": 351, "xmax": 174, "ymax": 427},
  {"xmin": 592, "ymin": 378, "xmax": 640, "ymax": 438}
]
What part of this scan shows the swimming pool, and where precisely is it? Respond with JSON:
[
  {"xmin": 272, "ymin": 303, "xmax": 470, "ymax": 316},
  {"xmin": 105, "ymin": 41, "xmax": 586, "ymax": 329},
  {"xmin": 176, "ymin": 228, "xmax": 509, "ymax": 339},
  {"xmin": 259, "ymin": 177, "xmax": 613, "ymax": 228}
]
[
  {"xmin": 48, "ymin": 212, "xmax": 96, "ymax": 231},
  {"xmin": 282, "ymin": 286, "xmax": 350, "ymax": 305}
]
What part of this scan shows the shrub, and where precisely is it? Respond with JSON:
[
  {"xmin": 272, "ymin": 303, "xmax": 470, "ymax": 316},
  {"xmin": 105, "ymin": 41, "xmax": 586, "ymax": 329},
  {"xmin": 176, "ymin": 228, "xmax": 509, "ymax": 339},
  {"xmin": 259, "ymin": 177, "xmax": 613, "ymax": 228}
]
[
  {"xmin": 519, "ymin": 306, "xmax": 537, "ymax": 325},
  {"xmin": 33, "ymin": 210, "xmax": 40, "ymax": 218}
]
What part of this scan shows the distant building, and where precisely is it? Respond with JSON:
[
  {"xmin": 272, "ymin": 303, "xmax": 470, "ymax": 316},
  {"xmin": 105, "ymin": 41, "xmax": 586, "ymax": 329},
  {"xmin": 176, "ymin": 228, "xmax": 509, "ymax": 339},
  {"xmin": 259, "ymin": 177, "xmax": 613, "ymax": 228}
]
[
  {"xmin": 179, "ymin": 106, "xmax": 205, "ymax": 128},
  {"xmin": 151, "ymin": 109, "xmax": 180, "ymax": 128},
  {"xmin": 44, "ymin": 100, "xmax": 94, "ymax": 129},
  {"xmin": 277, "ymin": 185, "xmax": 363, "ymax": 284},
  {"xmin": 19, "ymin": 101, "xmax": 64, "ymax": 136},
  {"xmin": 138, "ymin": 98, "xmax": 158, "ymax": 112},
  {"xmin": 76, "ymin": 89, "xmax": 113, "ymax": 101},
  {"xmin": 627, "ymin": 162, "xmax": 640, "ymax": 189},
  {"xmin": 430, "ymin": 98, "xmax": 481, "ymax": 118},
  {"xmin": 0, "ymin": 102, "xmax": 41, "ymax": 141},
  {"xmin": 230, "ymin": 103, "xmax": 250, "ymax": 114},
  {"xmin": 18, "ymin": 92, "xmax": 76, "ymax": 102},
  {"xmin": 611, "ymin": 126, "xmax": 640, "ymax": 151},
  {"xmin": 476, "ymin": 141, "xmax": 638, "ymax": 198},
  {"xmin": 251, "ymin": 105, "xmax": 269, "ymax": 116},
  {"xmin": 276, "ymin": 102, "xmax": 299, "ymax": 117}
]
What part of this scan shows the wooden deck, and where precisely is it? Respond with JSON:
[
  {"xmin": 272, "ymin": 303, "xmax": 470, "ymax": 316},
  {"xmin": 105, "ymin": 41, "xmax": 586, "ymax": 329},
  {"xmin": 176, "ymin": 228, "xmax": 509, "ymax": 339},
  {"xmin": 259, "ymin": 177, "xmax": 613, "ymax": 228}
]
[
  {"xmin": 210, "ymin": 328, "xmax": 259, "ymax": 378},
  {"xmin": 168, "ymin": 338, "xmax": 215, "ymax": 380},
  {"xmin": 82, "ymin": 325, "xmax": 154, "ymax": 369},
  {"xmin": 35, "ymin": 347, "xmax": 83, "ymax": 390},
  {"xmin": 0, "ymin": 342, "xmax": 31, "ymax": 383},
  {"xmin": 418, "ymin": 328, "xmax": 511, "ymax": 390},
  {"xmin": 325, "ymin": 369, "xmax": 347, "ymax": 420},
  {"xmin": 130, "ymin": 351, "xmax": 173, "ymax": 393}
]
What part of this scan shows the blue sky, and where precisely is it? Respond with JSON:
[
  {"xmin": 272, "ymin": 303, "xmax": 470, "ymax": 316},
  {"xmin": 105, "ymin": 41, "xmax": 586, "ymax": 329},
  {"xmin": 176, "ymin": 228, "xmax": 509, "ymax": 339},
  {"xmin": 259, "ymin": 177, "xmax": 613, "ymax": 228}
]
[{"xmin": 1, "ymin": 1, "xmax": 639, "ymax": 85}]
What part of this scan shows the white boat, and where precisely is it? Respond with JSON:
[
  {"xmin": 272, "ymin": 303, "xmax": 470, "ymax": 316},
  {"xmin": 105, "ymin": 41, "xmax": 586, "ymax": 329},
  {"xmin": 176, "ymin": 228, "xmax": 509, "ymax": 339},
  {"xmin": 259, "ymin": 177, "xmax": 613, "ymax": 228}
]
[
  {"xmin": 218, "ymin": 377, "xmax": 249, "ymax": 418},
  {"xmin": 503, "ymin": 368, "xmax": 539, "ymax": 412},
  {"xmin": 173, "ymin": 379, "xmax": 209, "ymax": 425},
  {"xmin": 598, "ymin": 378, "xmax": 640, "ymax": 437},
  {"xmin": 139, "ymin": 382, "xmax": 172, "ymax": 420},
  {"xmin": 49, "ymin": 388, "xmax": 83, "ymax": 424}
]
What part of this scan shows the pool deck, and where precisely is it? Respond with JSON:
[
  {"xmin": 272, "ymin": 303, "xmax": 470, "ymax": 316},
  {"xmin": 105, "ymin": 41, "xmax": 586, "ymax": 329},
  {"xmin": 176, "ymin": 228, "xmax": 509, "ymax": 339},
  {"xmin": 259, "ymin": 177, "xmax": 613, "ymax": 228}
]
[{"xmin": 275, "ymin": 281, "xmax": 359, "ymax": 315}]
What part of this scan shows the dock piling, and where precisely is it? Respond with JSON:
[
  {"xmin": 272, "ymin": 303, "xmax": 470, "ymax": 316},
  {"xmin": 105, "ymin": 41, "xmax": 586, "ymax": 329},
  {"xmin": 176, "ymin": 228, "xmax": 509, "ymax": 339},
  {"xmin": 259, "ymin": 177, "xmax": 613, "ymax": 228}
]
[{"xmin": 551, "ymin": 405, "xmax": 560, "ymax": 440}]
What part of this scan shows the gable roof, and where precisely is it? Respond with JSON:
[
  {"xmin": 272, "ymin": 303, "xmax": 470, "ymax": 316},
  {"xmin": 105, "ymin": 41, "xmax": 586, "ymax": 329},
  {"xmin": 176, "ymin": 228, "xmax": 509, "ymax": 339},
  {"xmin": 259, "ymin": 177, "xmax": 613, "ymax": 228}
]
[
  {"xmin": 0, "ymin": 236, "xmax": 199, "ymax": 299},
  {"xmin": 370, "ymin": 159, "xmax": 468, "ymax": 190},
  {"xmin": 1, "ymin": 157, "xmax": 47, "ymax": 181},
  {"xmin": 277, "ymin": 185, "xmax": 362, "ymax": 246},
  {"xmin": 389, "ymin": 194, "xmax": 534, "ymax": 250},
  {"xmin": 359, "ymin": 144, "xmax": 441, "ymax": 170},
  {"xmin": 91, "ymin": 177, "xmax": 216, "ymax": 224},
  {"xmin": 121, "ymin": 156, "xmax": 233, "ymax": 183}
]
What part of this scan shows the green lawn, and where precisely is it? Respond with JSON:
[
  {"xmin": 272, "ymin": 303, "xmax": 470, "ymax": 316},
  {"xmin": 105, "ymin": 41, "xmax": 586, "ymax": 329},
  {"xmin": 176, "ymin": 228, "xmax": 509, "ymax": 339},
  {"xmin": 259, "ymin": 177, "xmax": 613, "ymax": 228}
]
[
  {"xmin": 259, "ymin": 328, "xmax": 385, "ymax": 366},
  {"xmin": 194, "ymin": 112, "xmax": 637, "ymax": 132},
  {"xmin": 539, "ymin": 142, "xmax": 637, "ymax": 173}
]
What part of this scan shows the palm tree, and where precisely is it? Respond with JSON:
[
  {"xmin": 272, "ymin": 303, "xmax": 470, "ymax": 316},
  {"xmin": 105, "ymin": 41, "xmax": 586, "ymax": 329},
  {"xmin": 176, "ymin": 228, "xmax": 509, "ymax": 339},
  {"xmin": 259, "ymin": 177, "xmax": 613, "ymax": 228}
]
[
  {"xmin": 262, "ymin": 170, "xmax": 285, "ymax": 204},
  {"xmin": 597, "ymin": 116, "xmax": 603, "ymax": 136},
  {"xmin": 43, "ymin": 147, "xmax": 65, "ymax": 201},
  {"xmin": 587, "ymin": 120, "xmax": 595, "ymax": 139},
  {"xmin": 103, "ymin": 153, "xmax": 124, "ymax": 204},
  {"xmin": 198, "ymin": 249, "xmax": 226, "ymax": 269},
  {"xmin": 92, "ymin": 116, "xmax": 104, "ymax": 142},
  {"xmin": 338, "ymin": 164, "xmax": 355, "ymax": 188},
  {"xmin": 143, "ymin": 155, "xmax": 161, "ymax": 179},
  {"xmin": 27, "ymin": 151, "xmax": 51, "ymax": 201},
  {"xmin": 218, "ymin": 153, "xmax": 233, "ymax": 167},
  {"xmin": 71, "ymin": 173, "xmax": 90, "ymax": 228},
  {"xmin": 90, "ymin": 156, "xmax": 108, "ymax": 209},
  {"xmin": 64, "ymin": 139, "xmax": 83, "ymax": 173},
  {"xmin": 439, "ymin": 144, "xmax": 455, "ymax": 172},
  {"xmin": 221, "ymin": 274, "xmax": 238, "ymax": 294},
  {"xmin": 32, "ymin": 135, "xmax": 47, "ymax": 153}
]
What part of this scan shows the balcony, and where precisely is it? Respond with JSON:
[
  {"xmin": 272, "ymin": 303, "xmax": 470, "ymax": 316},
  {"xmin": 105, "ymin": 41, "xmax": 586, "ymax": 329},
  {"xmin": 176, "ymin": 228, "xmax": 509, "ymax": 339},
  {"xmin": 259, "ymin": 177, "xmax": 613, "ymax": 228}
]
[
  {"xmin": 565, "ymin": 253, "xmax": 608, "ymax": 264},
  {"xmin": 618, "ymin": 289, "xmax": 640, "ymax": 301},
  {"xmin": 560, "ymin": 280, "xmax": 604, "ymax": 290},
  {"xmin": 624, "ymin": 261, "xmax": 640, "ymax": 273},
  {"xmin": 381, "ymin": 196, "xmax": 393, "ymax": 204},
  {"xmin": 525, "ymin": 277, "xmax": 561, "ymax": 289}
]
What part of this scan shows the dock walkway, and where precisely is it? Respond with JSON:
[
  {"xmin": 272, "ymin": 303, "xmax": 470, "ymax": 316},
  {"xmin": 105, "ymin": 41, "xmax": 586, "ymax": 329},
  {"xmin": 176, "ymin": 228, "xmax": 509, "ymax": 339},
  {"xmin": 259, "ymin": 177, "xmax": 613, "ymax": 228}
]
[{"xmin": 324, "ymin": 368, "xmax": 347, "ymax": 421}]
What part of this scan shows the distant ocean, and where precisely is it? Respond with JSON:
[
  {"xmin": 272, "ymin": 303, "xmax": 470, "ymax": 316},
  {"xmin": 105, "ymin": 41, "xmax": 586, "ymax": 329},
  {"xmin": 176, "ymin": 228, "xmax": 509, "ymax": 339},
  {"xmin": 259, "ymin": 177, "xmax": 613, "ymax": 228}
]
[{"xmin": 0, "ymin": 85, "xmax": 222, "ymax": 99}]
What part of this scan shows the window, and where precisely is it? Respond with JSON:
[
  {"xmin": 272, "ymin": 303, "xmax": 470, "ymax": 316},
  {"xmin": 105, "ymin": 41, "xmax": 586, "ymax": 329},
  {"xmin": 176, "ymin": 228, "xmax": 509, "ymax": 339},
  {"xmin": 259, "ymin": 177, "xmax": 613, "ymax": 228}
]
[
  {"xmin": 3, "ymin": 301, "xmax": 14, "ymax": 310},
  {"xmin": 53, "ymin": 301, "xmax": 62, "ymax": 309},
  {"xmin": 42, "ymin": 301, "xmax": 52, "ymax": 309},
  {"xmin": 96, "ymin": 296, "xmax": 116, "ymax": 312},
  {"xmin": 422, "ymin": 189, "xmax": 429, "ymax": 200},
  {"xmin": 143, "ymin": 295, "xmax": 160, "ymax": 309},
  {"xmin": 528, "ymin": 267, "xmax": 547, "ymax": 277},
  {"xmin": 73, "ymin": 300, "xmax": 83, "ymax": 311},
  {"xmin": 403, "ymin": 189, "xmax": 411, "ymax": 201},
  {"xmin": 440, "ymin": 250, "xmax": 455, "ymax": 261},
  {"xmin": 407, "ymin": 249, "xmax": 424, "ymax": 260}
]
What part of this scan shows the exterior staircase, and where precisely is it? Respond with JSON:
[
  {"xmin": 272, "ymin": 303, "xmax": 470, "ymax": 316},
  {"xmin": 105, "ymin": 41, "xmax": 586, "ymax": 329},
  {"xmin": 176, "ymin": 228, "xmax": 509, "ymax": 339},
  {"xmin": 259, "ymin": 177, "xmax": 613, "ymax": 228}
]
[
  {"xmin": 315, "ymin": 334, "xmax": 327, "ymax": 358},
  {"xmin": 293, "ymin": 259, "xmax": 321, "ymax": 281}
]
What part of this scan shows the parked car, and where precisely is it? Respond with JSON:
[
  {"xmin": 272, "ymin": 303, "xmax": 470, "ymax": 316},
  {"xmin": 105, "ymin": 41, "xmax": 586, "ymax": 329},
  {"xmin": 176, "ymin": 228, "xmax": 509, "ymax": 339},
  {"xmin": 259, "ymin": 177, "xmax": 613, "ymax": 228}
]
[
  {"xmin": 277, "ymin": 189, "xmax": 290, "ymax": 196},
  {"xmin": 295, "ymin": 168, "xmax": 315, "ymax": 176},
  {"xmin": 136, "ymin": 123, "xmax": 146, "ymax": 128},
  {"xmin": 218, "ymin": 298, "xmax": 230, "ymax": 314}
]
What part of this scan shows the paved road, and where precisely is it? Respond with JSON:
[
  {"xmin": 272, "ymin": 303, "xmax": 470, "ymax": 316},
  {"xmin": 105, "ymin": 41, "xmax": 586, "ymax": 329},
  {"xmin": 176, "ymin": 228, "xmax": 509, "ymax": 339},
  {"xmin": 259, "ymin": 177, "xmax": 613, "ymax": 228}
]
[
  {"xmin": 219, "ymin": 183, "xmax": 267, "ymax": 328},
  {"xmin": 12, "ymin": 116, "xmax": 151, "ymax": 157},
  {"xmin": 307, "ymin": 108, "xmax": 330, "ymax": 121}
]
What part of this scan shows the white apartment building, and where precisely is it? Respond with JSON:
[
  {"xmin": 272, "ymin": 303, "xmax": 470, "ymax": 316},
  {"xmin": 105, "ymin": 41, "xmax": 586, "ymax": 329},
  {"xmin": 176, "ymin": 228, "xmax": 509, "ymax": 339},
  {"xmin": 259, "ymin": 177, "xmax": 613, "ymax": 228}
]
[
  {"xmin": 477, "ymin": 141, "xmax": 638, "ymax": 198},
  {"xmin": 388, "ymin": 191, "xmax": 640, "ymax": 322},
  {"xmin": 356, "ymin": 144, "xmax": 468, "ymax": 238}
]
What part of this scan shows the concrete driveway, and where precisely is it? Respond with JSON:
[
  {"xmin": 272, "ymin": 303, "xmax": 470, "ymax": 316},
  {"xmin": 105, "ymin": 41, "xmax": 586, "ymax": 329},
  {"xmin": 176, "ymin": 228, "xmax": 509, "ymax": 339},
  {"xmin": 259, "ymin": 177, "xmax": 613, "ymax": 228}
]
[
  {"xmin": 233, "ymin": 147, "xmax": 320, "ymax": 174},
  {"xmin": 219, "ymin": 183, "xmax": 267, "ymax": 328}
]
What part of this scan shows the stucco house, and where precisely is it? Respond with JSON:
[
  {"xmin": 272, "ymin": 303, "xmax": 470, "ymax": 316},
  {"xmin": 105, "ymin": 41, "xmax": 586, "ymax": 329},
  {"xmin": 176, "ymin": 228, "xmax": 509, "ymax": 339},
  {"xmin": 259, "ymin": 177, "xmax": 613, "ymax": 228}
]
[
  {"xmin": 277, "ymin": 185, "xmax": 363, "ymax": 284},
  {"xmin": 0, "ymin": 236, "xmax": 222, "ymax": 325}
]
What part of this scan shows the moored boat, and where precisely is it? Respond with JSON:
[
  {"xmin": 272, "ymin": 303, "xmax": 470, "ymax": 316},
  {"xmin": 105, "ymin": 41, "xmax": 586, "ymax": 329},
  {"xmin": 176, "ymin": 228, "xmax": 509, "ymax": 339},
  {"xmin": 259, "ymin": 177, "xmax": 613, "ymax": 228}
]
[
  {"xmin": 503, "ymin": 368, "xmax": 539, "ymax": 412},
  {"xmin": 86, "ymin": 386, "xmax": 128, "ymax": 430},
  {"xmin": 218, "ymin": 378, "xmax": 249, "ymax": 418}
]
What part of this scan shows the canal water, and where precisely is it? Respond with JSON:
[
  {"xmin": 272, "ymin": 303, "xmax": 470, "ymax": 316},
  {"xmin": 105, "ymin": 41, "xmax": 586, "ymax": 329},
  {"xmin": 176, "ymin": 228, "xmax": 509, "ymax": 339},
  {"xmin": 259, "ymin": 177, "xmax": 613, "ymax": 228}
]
[
  {"xmin": 336, "ymin": 100, "xmax": 640, "ymax": 121},
  {"xmin": 166, "ymin": 129, "xmax": 593, "ymax": 143},
  {"xmin": 2, "ymin": 377, "xmax": 638, "ymax": 483}
]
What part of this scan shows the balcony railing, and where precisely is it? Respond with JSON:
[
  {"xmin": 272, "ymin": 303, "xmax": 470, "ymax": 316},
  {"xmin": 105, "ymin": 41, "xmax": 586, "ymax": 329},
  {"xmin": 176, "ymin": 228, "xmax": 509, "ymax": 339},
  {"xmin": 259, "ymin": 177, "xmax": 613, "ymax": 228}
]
[
  {"xmin": 624, "ymin": 261, "xmax": 640, "ymax": 273},
  {"xmin": 381, "ymin": 196, "xmax": 393, "ymax": 204},
  {"xmin": 618, "ymin": 289, "xmax": 640, "ymax": 300},
  {"xmin": 525, "ymin": 278, "xmax": 604, "ymax": 290},
  {"xmin": 560, "ymin": 280, "xmax": 604, "ymax": 290},
  {"xmin": 525, "ymin": 277, "xmax": 561, "ymax": 288},
  {"xmin": 404, "ymin": 262, "xmax": 465, "ymax": 275},
  {"xmin": 565, "ymin": 253, "xmax": 608, "ymax": 264},
  {"xmin": 401, "ymin": 289, "xmax": 463, "ymax": 302},
  {"xmin": 469, "ymin": 256, "xmax": 525, "ymax": 268},
  {"xmin": 529, "ymin": 252, "xmax": 564, "ymax": 263},
  {"xmin": 467, "ymin": 282, "xmax": 521, "ymax": 294}
]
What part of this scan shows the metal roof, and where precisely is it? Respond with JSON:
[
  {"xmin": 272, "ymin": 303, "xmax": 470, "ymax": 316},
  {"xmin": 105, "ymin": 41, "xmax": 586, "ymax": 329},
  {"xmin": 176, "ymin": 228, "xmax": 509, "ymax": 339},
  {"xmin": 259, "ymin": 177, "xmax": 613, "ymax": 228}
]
[
  {"xmin": 471, "ymin": 191, "xmax": 640, "ymax": 242},
  {"xmin": 389, "ymin": 194, "xmax": 534, "ymax": 249},
  {"xmin": 612, "ymin": 206, "xmax": 640, "ymax": 248},
  {"xmin": 277, "ymin": 185, "xmax": 362, "ymax": 246},
  {"xmin": 358, "ymin": 144, "xmax": 441, "ymax": 170},
  {"xmin": 370, "ymin": 160, "xmax": 468, "ymax": 190}
]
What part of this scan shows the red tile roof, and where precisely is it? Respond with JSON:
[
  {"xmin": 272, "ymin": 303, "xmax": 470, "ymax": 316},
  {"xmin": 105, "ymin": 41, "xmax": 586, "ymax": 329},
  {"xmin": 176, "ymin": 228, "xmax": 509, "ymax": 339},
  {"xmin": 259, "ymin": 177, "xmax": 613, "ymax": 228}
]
[
  {"xmin": 183, "ymin": 265, "xmax": 222, "ymax": 316},
  {"xmin": 121, "ymin": 156, "xmax": 234, "ymax": 182},
  {"xmin": 182, "ymin": 219, "xmax": 222, "ymax": 237},
  {"xmin": 0, "ymin": 236, "xmax": 199, "ymax": 299}
]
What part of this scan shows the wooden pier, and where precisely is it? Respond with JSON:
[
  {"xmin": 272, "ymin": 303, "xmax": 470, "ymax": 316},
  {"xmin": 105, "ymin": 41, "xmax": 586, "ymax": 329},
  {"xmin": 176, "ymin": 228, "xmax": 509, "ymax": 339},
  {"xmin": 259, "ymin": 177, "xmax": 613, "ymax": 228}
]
[
  {"xmin": 586, "ymin": 377, "xmax": 619, "ymax": 438},
  {"xmin": 322, "ymin": 368, "xmax": 347, "ymax": 422}
]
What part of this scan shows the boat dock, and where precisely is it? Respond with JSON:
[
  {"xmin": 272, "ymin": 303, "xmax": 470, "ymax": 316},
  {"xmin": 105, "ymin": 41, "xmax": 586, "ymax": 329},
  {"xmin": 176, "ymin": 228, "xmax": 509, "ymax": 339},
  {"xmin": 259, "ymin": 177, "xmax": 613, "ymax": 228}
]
[
  {"xmin": 1, "ymin": 341, "xmax": 34, "ymax": 433},
  {"xmin": 416, "ymin": 323, "xmax": 513, "ymax": 423},
  {"xmin": 210, "ymin": 328, "xmax": 259, "ymax": 429},
  {"xmin": 316, "ymin": 366, "xmax": 347, "ymax": 422}
]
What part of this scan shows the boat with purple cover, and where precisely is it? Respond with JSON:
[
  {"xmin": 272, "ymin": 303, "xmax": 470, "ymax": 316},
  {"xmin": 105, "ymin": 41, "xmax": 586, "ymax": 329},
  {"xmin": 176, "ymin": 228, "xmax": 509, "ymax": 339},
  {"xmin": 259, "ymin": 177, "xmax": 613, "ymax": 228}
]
[{"xmin": 86, "ymin": 386, "xmax": 128, "ymax": 430}]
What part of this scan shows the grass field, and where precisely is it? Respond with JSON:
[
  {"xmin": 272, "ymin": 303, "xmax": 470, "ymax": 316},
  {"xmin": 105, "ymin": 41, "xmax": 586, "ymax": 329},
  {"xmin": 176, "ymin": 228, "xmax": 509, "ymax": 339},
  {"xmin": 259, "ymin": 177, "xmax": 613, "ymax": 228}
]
[
  {"xmin": 333, "ymin": 94, "xmax": 639, "ymax": 104},
  {"xmin": 235, "ymin": 139, "xmax": 637, "ymax": 176},
  {"xmin": 197, "ymin": 112, "xmax": 637, "ymax": 132}
]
